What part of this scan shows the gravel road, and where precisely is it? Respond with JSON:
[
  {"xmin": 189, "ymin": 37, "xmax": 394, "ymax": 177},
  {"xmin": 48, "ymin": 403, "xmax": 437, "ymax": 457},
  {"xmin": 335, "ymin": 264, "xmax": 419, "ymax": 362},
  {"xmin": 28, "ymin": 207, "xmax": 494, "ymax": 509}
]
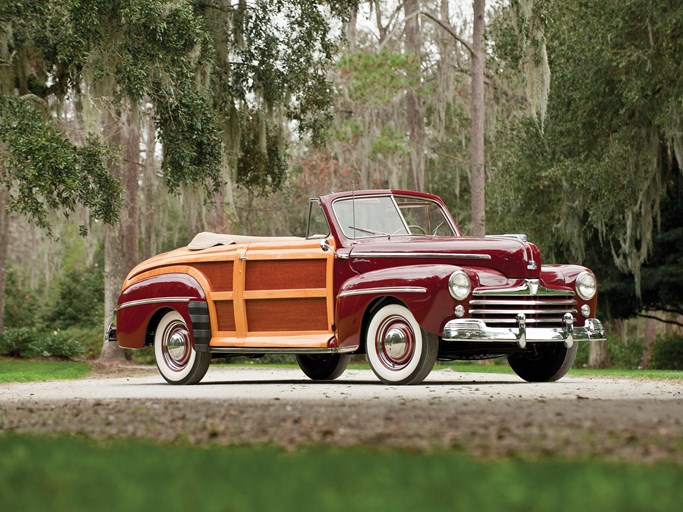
[{"xmin": 1, "ymin": 367, "xmax": 682, "ymax": 462}]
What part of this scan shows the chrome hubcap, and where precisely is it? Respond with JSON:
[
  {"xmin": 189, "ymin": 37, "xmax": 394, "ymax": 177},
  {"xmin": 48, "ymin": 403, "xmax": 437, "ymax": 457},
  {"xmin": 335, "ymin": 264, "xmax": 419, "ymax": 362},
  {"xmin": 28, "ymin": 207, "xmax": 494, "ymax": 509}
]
[
  {"xmin": 168, "ymin": 332, "xmax": 187, "ymax": 361},
  {"xmin": 162, "ymin": 320, "xmax": 191, "ymax": 371},
  {"xmin": 384, "ymin": 327, "xmax": 409, "ymax": 360},
  {"xmin": 375, "ymin": 315, "xmax": 415, "ymax": 370}
]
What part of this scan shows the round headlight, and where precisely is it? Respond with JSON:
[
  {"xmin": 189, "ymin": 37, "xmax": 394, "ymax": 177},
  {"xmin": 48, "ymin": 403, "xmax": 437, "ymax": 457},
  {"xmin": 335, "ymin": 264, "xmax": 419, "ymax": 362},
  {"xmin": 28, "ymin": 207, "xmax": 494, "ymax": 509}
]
[
  {"xmin": 576, "ymin": 271, "xmax": 597, "ymax": 300},
  {"xmin": 449, "ymin": 271, "xmax": 471, "ymax": 300}
]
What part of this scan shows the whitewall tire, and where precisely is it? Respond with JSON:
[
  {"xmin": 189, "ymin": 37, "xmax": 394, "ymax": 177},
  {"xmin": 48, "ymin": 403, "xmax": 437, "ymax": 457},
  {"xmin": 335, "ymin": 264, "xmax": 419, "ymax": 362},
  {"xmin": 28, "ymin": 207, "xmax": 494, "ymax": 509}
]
[
  {"xmin": 154, "ymin": 310, "xmax": 210, "ymax": 385},
  {"xmin": 365, "ymin": 304, "xmax": 437, "ymax": 385}
]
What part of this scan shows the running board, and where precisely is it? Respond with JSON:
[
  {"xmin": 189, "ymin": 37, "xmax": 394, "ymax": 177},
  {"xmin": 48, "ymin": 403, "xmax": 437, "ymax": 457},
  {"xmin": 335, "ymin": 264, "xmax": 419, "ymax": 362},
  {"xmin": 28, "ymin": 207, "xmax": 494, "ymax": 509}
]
[{"xmin": 209, "ymin": 345, "xmax": 359, "ymax": 355}]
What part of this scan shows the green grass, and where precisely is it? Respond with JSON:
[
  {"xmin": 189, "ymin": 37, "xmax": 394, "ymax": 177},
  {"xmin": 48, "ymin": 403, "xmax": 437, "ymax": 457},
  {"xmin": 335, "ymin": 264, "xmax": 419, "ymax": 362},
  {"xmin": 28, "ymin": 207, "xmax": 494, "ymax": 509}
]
[
  {"xmin": 567, "ymin": 368, "xmax": 683, "ymax": 380},
  {"xmin": 0, "ymin": 358, "xmax": 91, "ymax": 383},
  {"xmin": 0, "ymin": 434, "xmax": 680, "ymax": 512}
]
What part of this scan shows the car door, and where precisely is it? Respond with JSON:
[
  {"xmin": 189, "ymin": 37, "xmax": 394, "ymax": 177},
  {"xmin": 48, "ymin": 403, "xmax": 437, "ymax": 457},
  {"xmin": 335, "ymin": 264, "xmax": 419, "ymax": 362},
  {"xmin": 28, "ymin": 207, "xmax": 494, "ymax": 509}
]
[{"xmin": 209, "ymin": 239, "xmax": 335, "ymax": 350}]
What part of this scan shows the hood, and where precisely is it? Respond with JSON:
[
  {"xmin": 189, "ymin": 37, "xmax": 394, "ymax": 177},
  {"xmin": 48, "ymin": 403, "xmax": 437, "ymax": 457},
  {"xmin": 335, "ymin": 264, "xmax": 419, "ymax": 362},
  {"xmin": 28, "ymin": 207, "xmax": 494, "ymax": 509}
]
[{"xmin": 347, "ymin": 236, "xmax": 541, "ymax": 279}]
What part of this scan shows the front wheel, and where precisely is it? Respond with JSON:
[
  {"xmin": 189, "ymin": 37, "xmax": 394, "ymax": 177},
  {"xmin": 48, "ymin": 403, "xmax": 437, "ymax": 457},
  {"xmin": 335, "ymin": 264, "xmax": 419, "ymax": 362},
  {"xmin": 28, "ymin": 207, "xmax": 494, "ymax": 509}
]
[
  {"xmin": 507, "ymin": 342, "xmax": 578, "ymax": 382},
  {"xmin": 296, "ymin": 353, "xmax": 351, "ymax": 381},
  {"xmin": 365, "ymin": 304, "xmax": 437, "ymax": 385},
  {"xmin": 154, "ymin": 310, "xmax": 210, "ymax": 385}
]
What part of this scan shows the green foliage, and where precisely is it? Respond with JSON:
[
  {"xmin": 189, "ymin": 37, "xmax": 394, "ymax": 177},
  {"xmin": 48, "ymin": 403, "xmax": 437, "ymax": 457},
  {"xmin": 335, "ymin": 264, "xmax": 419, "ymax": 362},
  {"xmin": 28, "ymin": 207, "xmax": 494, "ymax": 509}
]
[
  {"xmin": 2, "ymin": 268, "xmax": 38, "ymax": 330},
  {"xmin": 338, "ymin": 50, "xmax": 421, "ymax": 105},
  {"xmin": 0, "ymin": 359, "xmax": 91, "ymax": 383},
  {"xmin": 489, "ymin": 0, "xmax": 683, "ymax": 318},
  {"xmin": 43, "ymin": 0, "xmax": 224, "ymax": 194},
  {"xmin": 0, "ymin": 328, "xmax": 84, "ymax": 359},
  {"xmin": 53, "ymin": 327, "xmax": 102, "ymax": 360},
  {"xmin": 42, "ymin": 262, "xmax": 104, "ymax": 331},
  {"xmin": 575, "ymin": 336, "xmax": 644, "ymax": 370},
  {"xmin": 370, "ymin": 125, "xmax": 410, "ymax": 158},
  {"xmin": 27, "ymin": 330, "xmax": 84, "ymax": 359},
  {"xmin": 236, "ymin": 113, "xmax": 288, "ymax": 194},
  {"xmin": 652, "ymin": 334, "xmax": 683, "ymax": 371},
  {"xmin": 0, "ymin": 328, "xmax": 35, "ymax": 357},
  {"xmin": 1, "ymin": 435, "xmax": 682, "ymax": 512},
  {"xmin": 0, "ymin": 96, "xmax": 121, "ymax": 232},
  {"xmin": 223, "ymin": 1, "xmax": 356, "ymax": 141}
]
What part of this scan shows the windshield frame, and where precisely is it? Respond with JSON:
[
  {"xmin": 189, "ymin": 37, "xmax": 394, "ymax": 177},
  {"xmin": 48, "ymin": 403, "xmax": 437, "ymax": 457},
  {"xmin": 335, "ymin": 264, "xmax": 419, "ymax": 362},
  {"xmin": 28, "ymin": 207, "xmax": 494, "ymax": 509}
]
[{"xmin": 330, "ymin": 193, "xmax": 458, "ymax": 240}]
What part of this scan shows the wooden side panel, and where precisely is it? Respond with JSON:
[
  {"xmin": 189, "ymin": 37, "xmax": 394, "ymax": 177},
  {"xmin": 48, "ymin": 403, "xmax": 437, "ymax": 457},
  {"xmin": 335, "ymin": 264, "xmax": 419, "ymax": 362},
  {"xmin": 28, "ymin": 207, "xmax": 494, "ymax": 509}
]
[
  {"xmin": 246, "ymin": 298, "xmax": 328, "ymax": 332},
  {"xmin": 245, "ymin": 260, "xmax": 326, "ymax": 290},
  {"xmin": 204, "ymin": 239, "xmax": 335, "ymax": 348},
  {"xmin": 214, "ymin": 301, "xmax": 236, "ymax": 332},
  {"xmin": 192, "ymin": 262, "xmax": 234, "ymax": 292}
]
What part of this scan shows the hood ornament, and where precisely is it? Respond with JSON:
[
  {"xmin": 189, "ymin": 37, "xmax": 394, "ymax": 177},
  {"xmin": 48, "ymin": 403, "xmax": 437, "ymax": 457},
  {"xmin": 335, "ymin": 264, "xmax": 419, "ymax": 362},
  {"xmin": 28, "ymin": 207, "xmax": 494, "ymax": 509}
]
[
  {"xmin": 527, "ymin": 279, "xmax": 539, "ymax": 295},
  {"xmin": 527, "ymin": 259, "xmax": 537, "ymax": 270}
]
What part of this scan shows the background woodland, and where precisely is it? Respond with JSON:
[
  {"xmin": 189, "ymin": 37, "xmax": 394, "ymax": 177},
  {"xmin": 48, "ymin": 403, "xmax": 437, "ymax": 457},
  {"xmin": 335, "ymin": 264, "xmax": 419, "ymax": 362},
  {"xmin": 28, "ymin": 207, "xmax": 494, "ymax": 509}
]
[{"xmin": 0, "ymin": 0, "xmax": 681, "ymax": 368}]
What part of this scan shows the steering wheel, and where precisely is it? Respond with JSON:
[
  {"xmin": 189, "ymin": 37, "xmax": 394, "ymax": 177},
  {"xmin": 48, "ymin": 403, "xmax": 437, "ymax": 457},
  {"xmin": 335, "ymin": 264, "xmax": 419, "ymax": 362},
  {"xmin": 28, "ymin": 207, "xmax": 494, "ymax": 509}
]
[{"xmin": 407, "ymin": 225, "xmax": 427, "ymax": 234}]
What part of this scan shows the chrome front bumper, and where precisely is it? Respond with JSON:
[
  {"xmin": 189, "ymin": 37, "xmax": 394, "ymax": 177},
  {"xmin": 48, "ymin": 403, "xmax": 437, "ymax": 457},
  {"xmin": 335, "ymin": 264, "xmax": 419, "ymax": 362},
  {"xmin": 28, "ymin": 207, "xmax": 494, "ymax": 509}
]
[{"xmin": 441, "ymin": 313, "xmax": 606, "ymax": 349}]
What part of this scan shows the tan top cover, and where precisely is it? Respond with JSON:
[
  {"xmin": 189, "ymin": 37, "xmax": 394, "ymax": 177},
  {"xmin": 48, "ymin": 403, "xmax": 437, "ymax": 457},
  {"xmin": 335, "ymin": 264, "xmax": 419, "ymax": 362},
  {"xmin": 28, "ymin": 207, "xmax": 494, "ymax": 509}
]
[{"xmin": 188, "ymin": 231, "xmax": 304, "ymax": 250}]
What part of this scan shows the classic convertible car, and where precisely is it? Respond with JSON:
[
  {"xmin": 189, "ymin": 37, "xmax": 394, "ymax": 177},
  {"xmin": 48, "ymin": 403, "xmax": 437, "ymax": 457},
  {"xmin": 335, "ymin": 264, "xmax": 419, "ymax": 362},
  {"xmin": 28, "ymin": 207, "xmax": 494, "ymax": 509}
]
[{"xmin": 109, "ymin": 189, "xmax": 606, "ymax": 385}]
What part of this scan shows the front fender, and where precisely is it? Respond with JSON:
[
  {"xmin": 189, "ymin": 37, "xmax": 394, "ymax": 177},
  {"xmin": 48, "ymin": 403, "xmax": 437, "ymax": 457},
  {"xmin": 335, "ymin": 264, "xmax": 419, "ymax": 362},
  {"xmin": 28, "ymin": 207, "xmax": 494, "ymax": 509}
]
[
  {"xmin": 116, "ymin": 273, "xmax": 207, "ymax": 349},
  {"xmin": 336, "ymin": 265, "xmax": 459, "ymax": 349}
]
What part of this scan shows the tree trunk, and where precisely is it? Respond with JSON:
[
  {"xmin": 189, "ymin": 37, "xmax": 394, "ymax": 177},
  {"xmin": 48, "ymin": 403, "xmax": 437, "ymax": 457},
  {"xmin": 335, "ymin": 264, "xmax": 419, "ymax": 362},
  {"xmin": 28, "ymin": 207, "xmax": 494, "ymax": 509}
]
[
  {"xmin": 588, "ymin": 339, "xmax": 611, "ymax": 368},
  {"xmin": 346, "ymin": 4, "xmax": 357, "ymax": 51},
  {"xmin": 0, "ymin": 188, "xmax": 9, "ymax": 333},
  {"xmin": 0, "ymin": 22, "xmax": 14, "ymax": 334},
  {"xmin": 100, "ymin": 101, "xmax": 140, "ymax": 361},
  {"xmin": 404, "ymin": 0, "xmax": 425, "ymax": 192},
  {"xmin": 640, "ymin": 310, "xmax": 657, "ymax": 369},
  {"xmin": 469, "ymin": 0, "xmax": 486, "ymax": 236},
  {"xmin": 141, "ymin": 112, "xmax": 157, "ymax": 260}
]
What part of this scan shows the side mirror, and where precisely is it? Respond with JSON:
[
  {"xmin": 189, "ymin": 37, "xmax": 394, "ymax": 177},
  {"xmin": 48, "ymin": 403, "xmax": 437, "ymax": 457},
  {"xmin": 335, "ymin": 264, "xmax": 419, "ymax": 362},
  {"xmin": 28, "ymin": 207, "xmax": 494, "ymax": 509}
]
[{"xmin": 319, "ymin": 239, "xmax": 336, "ymax": 255}]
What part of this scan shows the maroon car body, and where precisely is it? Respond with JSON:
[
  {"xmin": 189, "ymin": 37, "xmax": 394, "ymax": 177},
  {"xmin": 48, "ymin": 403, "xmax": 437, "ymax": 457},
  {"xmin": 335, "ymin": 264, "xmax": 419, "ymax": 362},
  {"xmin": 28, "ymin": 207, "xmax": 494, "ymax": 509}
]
[{"xmin": 110, "ymin": 189, "xmax": 606, "ymax": 385}]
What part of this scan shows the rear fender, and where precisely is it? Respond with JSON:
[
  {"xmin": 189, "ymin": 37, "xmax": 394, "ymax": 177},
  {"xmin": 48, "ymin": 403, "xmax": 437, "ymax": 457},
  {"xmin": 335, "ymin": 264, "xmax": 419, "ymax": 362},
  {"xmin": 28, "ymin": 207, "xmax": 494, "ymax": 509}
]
[{"xmin": 116, "ymin": 273, "xmax": 208, "ymax": 350}]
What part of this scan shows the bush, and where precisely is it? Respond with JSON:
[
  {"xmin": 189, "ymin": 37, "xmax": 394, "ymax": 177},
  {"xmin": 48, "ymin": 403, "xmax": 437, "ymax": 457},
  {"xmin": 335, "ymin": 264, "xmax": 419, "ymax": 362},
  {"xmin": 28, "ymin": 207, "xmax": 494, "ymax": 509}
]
[
  {"xmin": 42, "ymin": 265, "xmax": 104, "ymax": 330},
  {"xmin": 652, "ymin": 334, "xmax": 683, "ymax": 370},
  {"xmin": 0, "ymin": 328, "xmax": 85, "ymax": 359},
  {"xmin": 57, "ymin": 327, "xmax": 103, "ymax": 359},
  {"xmin": 3, "ymin": 269, "xmax": 44, "ymax": 330},
  {"xmin": 27, "ymin": 331, "xmax": 85, "ymax": 359},
  {"xmin": 575, "ymin": 334, "xmax": 644, "ymax": 369},
  {"xmin": 0, "ymin": 328, "xmax": 37, "ymax": 357}
]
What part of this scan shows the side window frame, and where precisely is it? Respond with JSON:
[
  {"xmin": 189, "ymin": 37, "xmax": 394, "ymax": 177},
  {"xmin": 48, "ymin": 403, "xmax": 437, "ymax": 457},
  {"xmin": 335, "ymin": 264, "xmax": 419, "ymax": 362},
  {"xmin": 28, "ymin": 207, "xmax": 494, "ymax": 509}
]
[{"xmin": 305, "ymin": 199, "xmax": 331, "ymax": 239}]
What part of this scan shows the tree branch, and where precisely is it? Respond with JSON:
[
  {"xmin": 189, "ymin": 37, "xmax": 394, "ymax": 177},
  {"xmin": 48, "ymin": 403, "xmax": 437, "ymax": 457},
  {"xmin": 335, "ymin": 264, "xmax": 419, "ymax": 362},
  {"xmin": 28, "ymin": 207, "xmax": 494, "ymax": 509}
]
[
  {"xmin": 417, "ymin": 11, "xmax": 474, "ymax": 56},
  {"xmin": 636, "ymin": 313, "xmax": 683, "ymax": 328},
  {"xmin": 378, "ymin": 9, "xmax": 474, "ymax": 56}
]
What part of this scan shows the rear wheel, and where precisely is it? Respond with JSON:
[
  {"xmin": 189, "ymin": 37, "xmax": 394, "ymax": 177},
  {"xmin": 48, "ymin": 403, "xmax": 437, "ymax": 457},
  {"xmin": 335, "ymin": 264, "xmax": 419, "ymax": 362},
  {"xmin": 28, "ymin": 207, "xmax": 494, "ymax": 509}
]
[
  {"xmin": 296, "ymin": 353, "xmax": 351, "ymax": 381},
  {"xmin": 154, "ymin": 310, "xmax": 210, "ymax": 385},
  {"xmin": 507, "ymin": 342, "xmax": 578, "ymax": 382},
  {"xmin": 365, "ymin": 304, "xmax": 437, "ymax": 385}
]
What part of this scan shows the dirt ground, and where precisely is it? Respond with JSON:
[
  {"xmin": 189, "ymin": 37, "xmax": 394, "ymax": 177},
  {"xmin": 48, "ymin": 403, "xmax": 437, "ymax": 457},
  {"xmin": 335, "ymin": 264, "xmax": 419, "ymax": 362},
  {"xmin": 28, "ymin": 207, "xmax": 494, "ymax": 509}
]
[{"xmin": 1, "ymin": 367, "xmax": 681, "ymax": 463}]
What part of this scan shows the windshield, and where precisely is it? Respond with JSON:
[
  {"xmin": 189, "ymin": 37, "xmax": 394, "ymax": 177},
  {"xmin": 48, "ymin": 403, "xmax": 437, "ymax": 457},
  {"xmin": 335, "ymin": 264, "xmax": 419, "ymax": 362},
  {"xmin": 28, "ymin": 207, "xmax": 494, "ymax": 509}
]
[{"xmin": 332, "ymin": 195, "xmax": 456, "ymax": 239}]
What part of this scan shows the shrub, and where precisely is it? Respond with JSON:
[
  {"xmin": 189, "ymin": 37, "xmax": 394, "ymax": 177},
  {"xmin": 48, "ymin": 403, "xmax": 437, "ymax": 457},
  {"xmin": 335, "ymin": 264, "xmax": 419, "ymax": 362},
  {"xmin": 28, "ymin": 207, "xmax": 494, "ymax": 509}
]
[
  {"xmin": 652, "ymin": 334, "xmax": 683, "ymax": 370},
  {"xmin": 0, "ymin": 328, "xmax": 37, "ymax": 357},
  {"xmin": 28, "ymin": 331, "xmax": 85, "ymax": 359},
  {"xmin": 56, "ymin": 327, "xmax": 103, "ymax": 359},
  {"xmin": 42, "ymin": 264, "xmax": 104, "ymax": 330},
  {"xmin": 0, "ymin": 328, "xmax": 85, "ymax": 359},
  {"xmin": 574, "ymin": 334, "xmax": 644, "ymax": 369},
  {"xmin": 3, "ymin": 268, "xmax": 44, "ymax": 330}
]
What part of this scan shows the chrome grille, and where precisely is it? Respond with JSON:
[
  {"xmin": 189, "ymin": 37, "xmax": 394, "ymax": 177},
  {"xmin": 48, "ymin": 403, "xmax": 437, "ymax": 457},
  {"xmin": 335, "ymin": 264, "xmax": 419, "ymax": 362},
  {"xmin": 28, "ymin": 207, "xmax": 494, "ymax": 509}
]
[{"xmin": 470, "ymin": 283, "xmax": 576, "ymax": 328}]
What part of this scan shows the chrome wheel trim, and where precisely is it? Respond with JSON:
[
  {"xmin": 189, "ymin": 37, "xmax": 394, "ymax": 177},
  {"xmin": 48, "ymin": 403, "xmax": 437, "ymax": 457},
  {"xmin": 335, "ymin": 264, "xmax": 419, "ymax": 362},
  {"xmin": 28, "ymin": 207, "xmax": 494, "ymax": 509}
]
[
  {"xmin": 162, "ymin": 320, "xmax": 191, "ymax": 371},
  {"xmin": 375, "ymin": 315, "xmax": 416, "ymax": 370}
]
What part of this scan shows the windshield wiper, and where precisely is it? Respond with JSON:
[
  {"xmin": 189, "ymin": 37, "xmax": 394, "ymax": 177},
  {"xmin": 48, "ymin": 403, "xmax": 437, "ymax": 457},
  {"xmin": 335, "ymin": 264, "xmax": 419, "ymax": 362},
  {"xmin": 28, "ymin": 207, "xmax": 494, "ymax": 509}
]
[
  {"xmin": 431, "ymin": 221, "xmax": 444, "ymax": 236},
  {"xmin": 349, "ymin": 226, "xmax": 391, "ymax": 237}
]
